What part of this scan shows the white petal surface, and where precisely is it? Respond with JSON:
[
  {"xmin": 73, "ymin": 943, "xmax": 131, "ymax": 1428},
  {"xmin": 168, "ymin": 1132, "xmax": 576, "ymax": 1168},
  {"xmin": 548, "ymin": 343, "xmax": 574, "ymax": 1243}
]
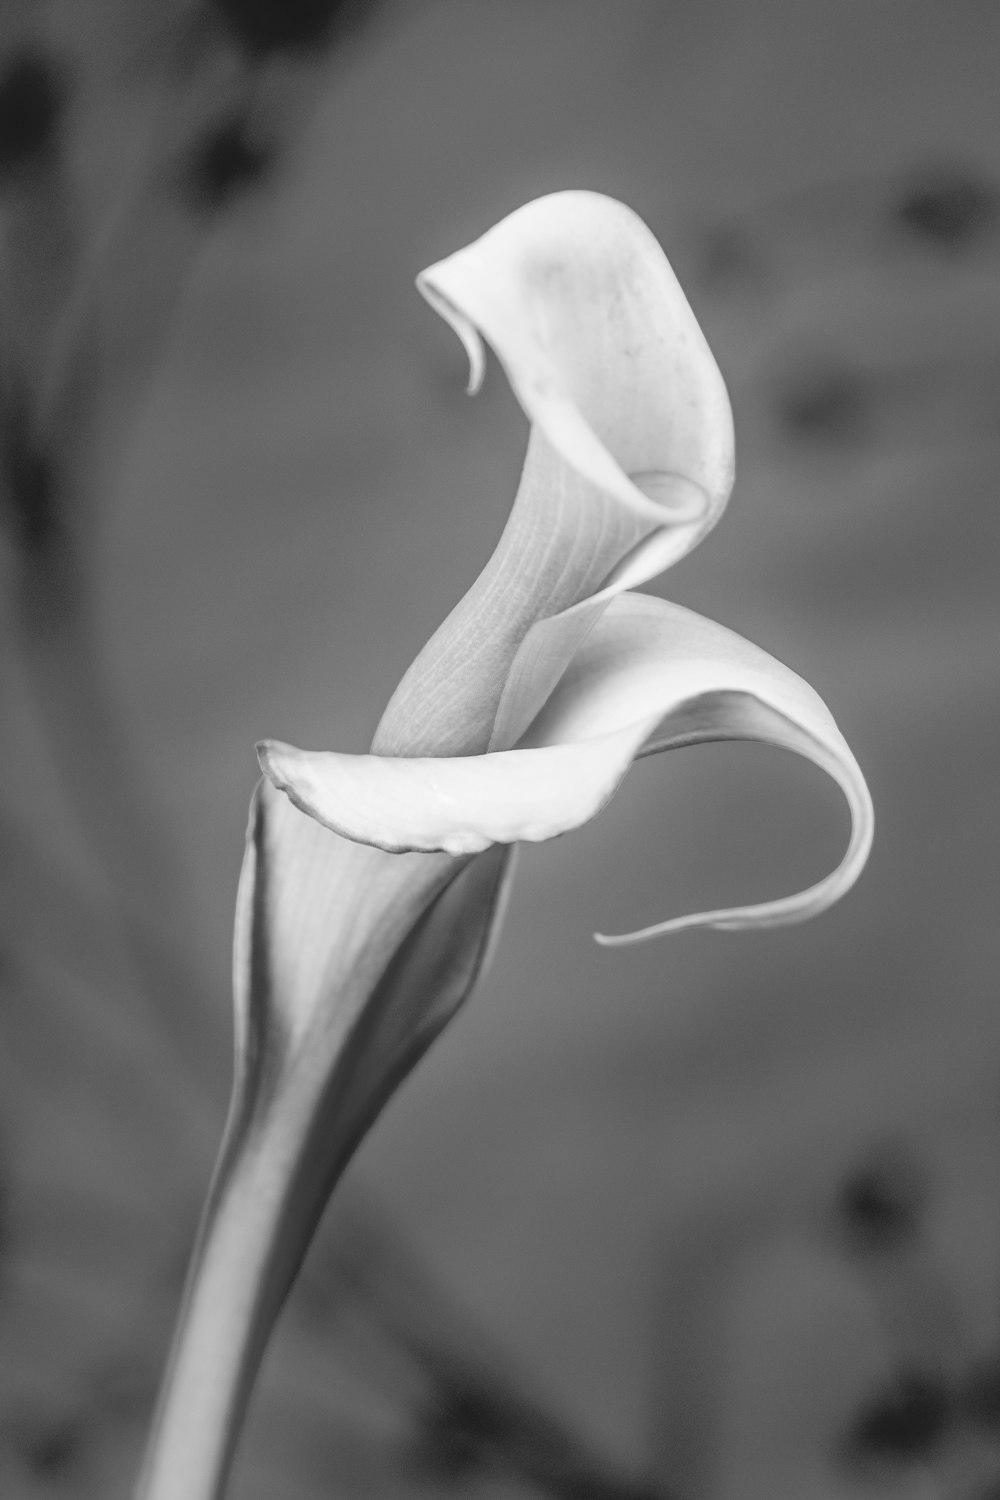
[
  {"xmin": 261, "ymin": 594, "xmax": 872, "ymax": 944},
  {"xmin": 259, "ymin": 729, "xmax": 652, "ymax": 859},
  {"xmin": 527, "ymin": 593, "xmax": 874, "ymax": 943},
  {"xmin": 374, "ymin": 192, "xmax": 733, "ymax": 758},
  {"xmin": 418, "ymin": 191, "xmax": 733, "ymax": 534},
  {"xmin": 488, "ymin": 472, "xmax": 709, "ymax": 750},
  {"xmin": 233, "ymin": 780, "xmax": 461, "ymax": 1060}
]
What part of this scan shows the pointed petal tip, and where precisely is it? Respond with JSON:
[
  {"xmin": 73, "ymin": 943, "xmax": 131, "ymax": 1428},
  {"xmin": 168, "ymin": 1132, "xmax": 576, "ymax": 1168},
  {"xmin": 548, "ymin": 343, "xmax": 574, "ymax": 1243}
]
[
  {"xmin": 256, "ymin": 739, "xmax": 304, "ymax": 802},
  {"xmin": 593, "ymin": 913, "xmax": 736, "ymax": 948},
  {"xmin": 256, "ymin": 738, "xmax": 282, "ymax": 781},
  {"xmin": 416, "ymin": 268, "xmax": 486, "ymax": 395},
  {"xmin": 539, "ymin": 597, "xmax": 875, "ymax": 951},
  {"xmin": 591, "ymin": 787, "xmax": 873, "ymax": 948},
  {"xmin": 592, "ymin": 909, "xmax": 729, "ymax": 947}
]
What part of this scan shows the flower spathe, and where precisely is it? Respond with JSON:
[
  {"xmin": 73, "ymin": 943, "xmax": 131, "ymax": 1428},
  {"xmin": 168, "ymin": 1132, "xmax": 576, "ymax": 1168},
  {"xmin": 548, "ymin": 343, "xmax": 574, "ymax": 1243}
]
[
  {"xmin": 259, "ymin": 595, "xmax": 871, "ymax": 941},
  {"xmin": 259, "ymin": 190, "xmax": 873, "ymax": 944}
]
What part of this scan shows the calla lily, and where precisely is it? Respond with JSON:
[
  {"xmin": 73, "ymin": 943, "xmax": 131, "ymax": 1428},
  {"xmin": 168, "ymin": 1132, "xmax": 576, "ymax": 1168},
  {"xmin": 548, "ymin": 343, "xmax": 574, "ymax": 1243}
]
[
  {"xmin": 136, "ymin": 192, "xmax": 873, "ymax": 1500},
  {"xmin": 259, "ymin": 190, "xmax": 870, "ymax": 938}
]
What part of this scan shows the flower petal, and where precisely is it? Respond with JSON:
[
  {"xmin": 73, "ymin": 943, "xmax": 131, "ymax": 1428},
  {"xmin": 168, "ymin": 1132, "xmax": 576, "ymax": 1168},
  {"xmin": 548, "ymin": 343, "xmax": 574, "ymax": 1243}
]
[
  {"xmin": 418, "ymin": 191, "xmax": 733, "ymax": 533},
  {"xmin": 231, "ymin": 779, "xmax": 516, "ymax": 1150},
  {"xmin": 525, "ymin": 593, "xmax": 875, "ymax": 943},
  {"xmin": 260, "ymin": 594, "xmax": 872, "ymax": 943},
  {"xmin": 233, "ymin": 779, "xmax": 461, "ymax": 1059},
  {"xmin": 374, "ymin": 192, "xmax": 733, "ymax": 759},
  {"xmin": 141, "ymin": 794, "xmax": 514, "ymax": 1499},
  {"xmin": 488, "ymin": 476, "xmax": 709, "ymax": 750},
  {"xmin": 258, "ymin": 728, "xmax": 653, "ymax": 859}
]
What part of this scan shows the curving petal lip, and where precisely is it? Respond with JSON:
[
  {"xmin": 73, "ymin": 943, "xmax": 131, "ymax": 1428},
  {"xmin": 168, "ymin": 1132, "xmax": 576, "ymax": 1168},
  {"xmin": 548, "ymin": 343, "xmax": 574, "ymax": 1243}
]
[
  {"xmin": 416, "ymin": 189, "xmax": 734, "ymax": 541},
  {"xmin": 418, "ymin": 273, "xmax": 705, "ymax": 530},
  {"xmin": 526, "ymin": 593, "xmax": 875, "ymax": 943},
  {"xmin": 258, "ymin": 597, "xmax": 874, "ymax": 948},
  {"xmin": 257, "ymin": 725, "xmax": 653, "ymax": 860},
  {"xmin": 417, "ymin": 277, "xmax": 488, "ymax": 397},
  {"xmin": 593, "ymin": 699, "xmax": 874, "ymax": 945}
]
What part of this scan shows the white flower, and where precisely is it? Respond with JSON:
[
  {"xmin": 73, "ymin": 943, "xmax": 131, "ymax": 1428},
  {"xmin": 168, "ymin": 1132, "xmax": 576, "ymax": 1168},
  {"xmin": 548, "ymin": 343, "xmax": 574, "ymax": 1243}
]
[{"xmin": 138, "ymin": 192, "xmax": 873, "ymax": 1500}]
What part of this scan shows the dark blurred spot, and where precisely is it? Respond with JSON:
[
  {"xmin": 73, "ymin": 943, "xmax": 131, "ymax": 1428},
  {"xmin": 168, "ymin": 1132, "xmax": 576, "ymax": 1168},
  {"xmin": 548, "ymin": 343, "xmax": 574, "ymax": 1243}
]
[
  {"xmin": 409, "ymin": 1387, "xmax": 509, "ymax": 1483},
  {"xmin": 211, "ymin": 0, "xmax": 373, "ymax": 56},
  {"xmin": 697, "ymin": 223, "xmax": 768, "ymax": 298},
  {"xmin": 962, "ymin": 1357, "xmax": 1000, "ymax": 1432},
  {"xmin": 846, "ymin": 1373, "xmax": 950, "ymax": 1463},
  {"xmin": 14, "ymin": 1412, "xmax": 87, "ymax": 1478},
  {"xmin": 836, "ymin": 1146, "xmax": 922, "ymax": 1252},
  {"xmin": 777, "ymin": 362, "xmax": 870, "ymax": 447},
  {"xmin": 894, "ymin": 167, "xmax": 998, "ymax": 251},
  {"xmin": 185, "ymin": 114, "xmax": 272, "ymax": 211},
  {"xmin": 552, "ymin": 1479, "xmax": 663, "ymax": 1500},
  {"xmin": 409, "ymin": 1382, "xmax": 662, "ymax": 1499},
  {"xmin": 0, "ymin": 387, "xmax": 60, "ymax": 555},
  {"xmin": 0, "ymin": 51, "xmax": 65, "ymax": 180}
]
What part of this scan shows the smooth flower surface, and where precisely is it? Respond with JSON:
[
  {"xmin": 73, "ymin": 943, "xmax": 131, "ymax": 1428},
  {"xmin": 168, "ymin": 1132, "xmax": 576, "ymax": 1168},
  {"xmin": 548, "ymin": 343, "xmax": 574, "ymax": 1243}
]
[
  {"xmin": 259, "ymin": 190, "xmax": 872, "ymax": 949},
  {"xmin": 137, "ymin": 191, "xmax": 873, "ymax": 1500}
]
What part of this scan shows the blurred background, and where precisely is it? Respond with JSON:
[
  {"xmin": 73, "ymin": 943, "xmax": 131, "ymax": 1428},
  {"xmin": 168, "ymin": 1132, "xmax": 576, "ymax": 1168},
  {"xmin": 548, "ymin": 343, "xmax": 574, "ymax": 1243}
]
[{"xmin": 2, "ymin": 1, "xmax": 1000, "ymax": 1496}]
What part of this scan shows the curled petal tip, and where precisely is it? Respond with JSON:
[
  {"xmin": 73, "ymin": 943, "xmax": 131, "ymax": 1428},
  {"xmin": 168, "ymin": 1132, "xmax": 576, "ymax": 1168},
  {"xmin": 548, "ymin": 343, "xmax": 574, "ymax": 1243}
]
[
  {"xmin": 417, "ymin": 270, "xmax": 486, "ymax": 395},
  {"xmin": 543, "ymin": 596, "xmax": 874, "ymax": 949},
  {"xmin": 593, "ymin": 913, "xmax": 740, "ymax": 948},
  {"xmin": 591, "ymin": 787, "xmax": 873, "ymax": 948},
  {"xmin": 256, "ymin": 738, "xmax": 280, "ymax": 780},
  {"xmin": 592, "ymin": 909, "xmax": 722, "ymax": 948},
  {"xmin": 418, "ymin": 193, "xmax": 734, "ymax": 537}
]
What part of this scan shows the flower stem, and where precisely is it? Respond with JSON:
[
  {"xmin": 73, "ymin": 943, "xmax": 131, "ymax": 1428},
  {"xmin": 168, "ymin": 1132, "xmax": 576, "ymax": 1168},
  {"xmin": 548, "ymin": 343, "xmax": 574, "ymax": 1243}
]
[
  {"xmin": 133, "ymin": 1113, "xmax": 303, "ymax": 1499},
  {"xmin": 133, "ymin": 1041, "xmax": 357, "ymax": 1500}
]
